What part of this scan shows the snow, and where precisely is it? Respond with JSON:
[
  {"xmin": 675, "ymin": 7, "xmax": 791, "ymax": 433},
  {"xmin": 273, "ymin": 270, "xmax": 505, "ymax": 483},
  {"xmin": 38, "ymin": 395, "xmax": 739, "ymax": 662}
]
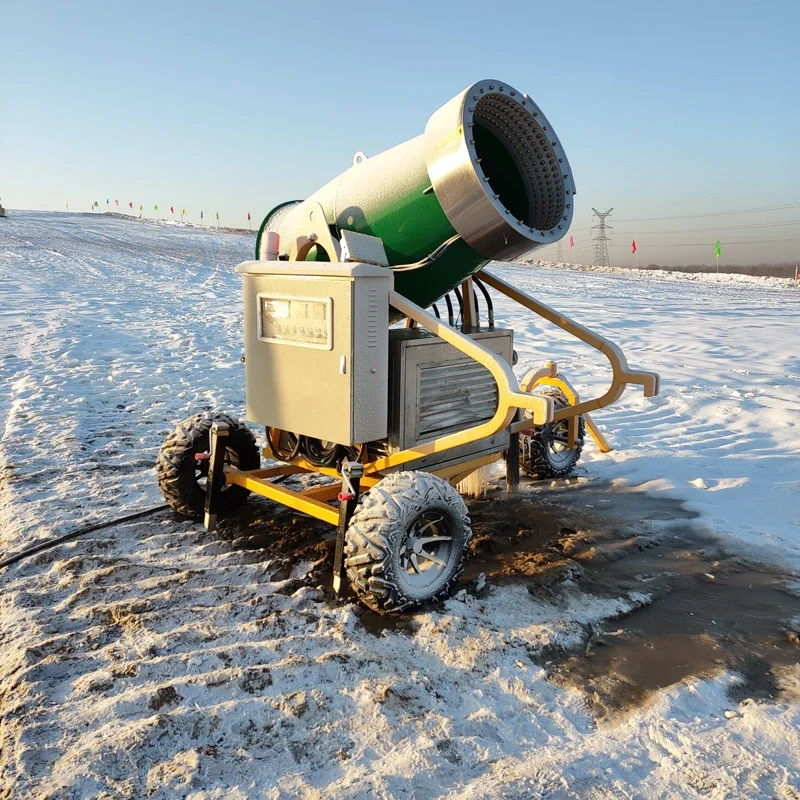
[
  {"xmin": 1, "ymin": 212, "xmax": 800, "ymax": 798},
  {"xmin": 496, "ymin": 261, "xmax": 800, "ymax": 569},
  {"xmin": 531, "ymin": 259, "xmax": 799, "ymax": 291}
]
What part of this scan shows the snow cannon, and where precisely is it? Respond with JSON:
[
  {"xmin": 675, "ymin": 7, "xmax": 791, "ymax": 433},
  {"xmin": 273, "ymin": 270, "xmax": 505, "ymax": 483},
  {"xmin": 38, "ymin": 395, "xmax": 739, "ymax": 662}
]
[
  {"xmin": 255, "ymin": 79, "xmax": 576, "ymax": 315},
  {"xmin": 157, "ymin": 79, "xmax": 661, "ymax": 616}
]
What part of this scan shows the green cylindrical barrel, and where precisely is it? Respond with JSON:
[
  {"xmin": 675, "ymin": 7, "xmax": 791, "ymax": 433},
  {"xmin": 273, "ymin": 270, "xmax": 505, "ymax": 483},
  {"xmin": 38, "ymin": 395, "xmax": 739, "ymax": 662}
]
[{"xmin": 257, "ymin": 79, "xmax": 575, "ymax": 311}]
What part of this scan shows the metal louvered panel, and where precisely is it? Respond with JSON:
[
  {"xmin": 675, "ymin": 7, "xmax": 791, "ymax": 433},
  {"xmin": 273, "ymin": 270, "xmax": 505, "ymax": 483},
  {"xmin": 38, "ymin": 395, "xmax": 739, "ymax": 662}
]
[
  {"xmin": 387, "ymin": 327, "xmax": 514, "ymax": 451},
  {"xmin": 418, "ymin": 361, "xmax": 498, "ymax": 437},
  {"xmin": 367, "ymin": 286, "xmax": 379, "ymax": 348}
]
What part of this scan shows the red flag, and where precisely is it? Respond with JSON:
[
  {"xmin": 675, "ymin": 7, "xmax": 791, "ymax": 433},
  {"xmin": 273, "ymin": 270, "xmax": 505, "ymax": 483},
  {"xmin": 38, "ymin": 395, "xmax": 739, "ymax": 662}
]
[
  {"xmin": 631, "ymin": 238, "xmax": 637, "ymax": 254},
  {"xmin": 128, "ymin": 202, "xmax": 133, "ymax": 209},
  {"xmin": 115, "ymin": 199, "xmax": 119, "ymax": 207},
  {"xmin": 170, "ymin": 206, "xmax": 174, "ymax": 214},
  {"xmin": 247, "ymin": 212, "xmax": 251, "ymax": 221},
  {"xmin": 568, "ymin": 235, "xmax": 574, "ymax": 248}
]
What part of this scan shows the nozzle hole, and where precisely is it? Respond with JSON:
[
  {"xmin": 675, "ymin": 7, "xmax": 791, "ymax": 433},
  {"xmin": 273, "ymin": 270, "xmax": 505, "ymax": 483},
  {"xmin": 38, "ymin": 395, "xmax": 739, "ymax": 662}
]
[{"xmin": 472, "ymin": 93, "xmax": 566, "ymax": 232}]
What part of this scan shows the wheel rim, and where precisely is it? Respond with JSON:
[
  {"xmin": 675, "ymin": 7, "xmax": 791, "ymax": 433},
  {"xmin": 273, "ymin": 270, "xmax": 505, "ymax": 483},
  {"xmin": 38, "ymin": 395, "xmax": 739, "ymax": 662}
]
[
  {"xmin": 397, "ymin": 513, "xmax": 454, "ymax": 590},
  {"xmin": 548, "ymin": 420, "xmax": 576, "ymax": 467}
]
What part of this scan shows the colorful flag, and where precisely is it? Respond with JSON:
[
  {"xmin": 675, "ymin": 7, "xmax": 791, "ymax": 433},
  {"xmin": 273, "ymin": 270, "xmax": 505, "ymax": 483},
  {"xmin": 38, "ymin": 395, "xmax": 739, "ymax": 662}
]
[
  {"xmin": 139, "ymin": 204, "xmax": 143, "ymax": 211},
  {"xmin": 170, "ymin": 206, "xmax": 174, "ymax": 214},
  {"xmin": 65, "ymin": 202, "xmax": 69, "ymax": 210},
  {"xmin": 181, "ymin": 208, "xmax": 186, "ymax": 216},
  {"xmin": 568, "ymin": 235, "xmax": 574, "ymax": 248},
  {"xmin": 215, "ymin": 211, "xmax": 219, "ymax": 221},
  {"xmin": 106, "ymin": 198, "xmax": 109, "ymax": 204},
  {"xmin": 715, "ymin": 239, "xmax": 721, "ymax": 258},
  {"xmin": 247, "ymin": 212, "xmax": 251, "ymax": 221},
  {"xmin": 129, "ymin": 202, "xmax": 133, "ymax": 209},
  {"xmin": 631, "ymin": 238, "xmax": 637, "ymax": 254},
  {"xmin": 115, "ymin": 199, "xmax": 119, "ymax": 207},
  {"xmin": 200, "ymin": 210, "xmax": 204, "ymax": 220},
  {"xmin": 154, "ymin": 204, "xmax": 159, "ymax": 212}
]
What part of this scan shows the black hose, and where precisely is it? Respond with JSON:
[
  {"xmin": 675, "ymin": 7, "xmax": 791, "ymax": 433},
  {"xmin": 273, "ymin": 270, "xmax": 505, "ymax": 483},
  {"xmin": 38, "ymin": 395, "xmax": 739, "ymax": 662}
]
[
  {"xmin": 265, "ymin": 427, "xmax": 285, "ymax": 462},
  {"xmin": 304, "ymin": 437, "xmax": 340, "ymax": 468},
  {"xmin": 431, "ymin": 303, "xmax": 440, "ymax": 319},
  {"xmin": 285, "ymin": 433, "xmax": 302, "ymax": 461},
  {"xmin": 472, "ymin": 286, "xmax": 481, "ymax": 326},
  {"xmin": 0, "ymin": 504, "xmax": 170, "ymax": 571},
  {"xmin": 266, "ymin": 427, "xmax": 301, "ymax": 462},
  {"xmin": 453, "ymin": 286, "xmax": 464, "ymax": 326},
  {"xmin": 0, "ymin": 434, "xmax": 301, "ymax": 570},
  {"xmin": 474, "ymin": 277, "xmax": 495, "ymax": 327},
  {"xmin": 443, "ymin": 293, "xmax": 455, "ymax": 326}
]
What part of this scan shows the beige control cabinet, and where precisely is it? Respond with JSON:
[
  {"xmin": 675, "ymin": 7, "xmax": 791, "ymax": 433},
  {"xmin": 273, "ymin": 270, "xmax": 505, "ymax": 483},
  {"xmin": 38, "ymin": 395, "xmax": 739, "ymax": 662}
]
[{"xmin": 236, "ymin": 261, "xmax": 392, "ymax": 445}]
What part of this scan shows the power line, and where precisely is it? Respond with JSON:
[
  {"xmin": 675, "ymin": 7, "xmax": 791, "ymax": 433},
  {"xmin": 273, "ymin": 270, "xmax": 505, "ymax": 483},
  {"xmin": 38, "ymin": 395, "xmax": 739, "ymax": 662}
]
[
  {"xmin": 611, "ymin": 220, "xmax": 800, "ymax": 236},
  {"xmin": 607, "ymin": 236, "xmax": 800, "ymax": 248},
  {"xmin": 541, "ymin": 206, "xmax": 800, "ymax": 262},
  {"xmin": 614, "ymin": 202, "xmax": 800, "ymax": 223},
  {"xmin": 591, "ymin": 207, "xmax": 613, "ymax": 267}
]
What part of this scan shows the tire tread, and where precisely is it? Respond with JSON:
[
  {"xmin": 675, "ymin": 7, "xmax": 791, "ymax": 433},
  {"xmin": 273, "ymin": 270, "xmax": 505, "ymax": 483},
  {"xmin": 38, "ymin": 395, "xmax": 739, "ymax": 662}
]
[
  {"xmin": 156, "ymin": 412, "xmax": 259, "ymax": 519},
  {"xmin": 520, "ymin": 388, "xmax": 585, "ymax": 479},
  {"xmin": 344, "ymin": 471, "xmax": 472, "ymax": 614}
]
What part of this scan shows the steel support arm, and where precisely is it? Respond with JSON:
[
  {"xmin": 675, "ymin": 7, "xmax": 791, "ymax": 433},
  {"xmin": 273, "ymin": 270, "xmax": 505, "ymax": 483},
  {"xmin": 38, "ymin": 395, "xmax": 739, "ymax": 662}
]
[{"xmin": 478, "ymin": 270, "xmax": 660, "ymax": 422}]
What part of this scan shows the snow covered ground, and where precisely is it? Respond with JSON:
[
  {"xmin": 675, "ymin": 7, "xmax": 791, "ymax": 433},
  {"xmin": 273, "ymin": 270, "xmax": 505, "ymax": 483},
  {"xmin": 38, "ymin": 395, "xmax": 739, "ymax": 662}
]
[
  {"xmin": 496, "ymin": 261, "xmax": 800, "ymax": 569},
  {"xmin": 1, "ymin": 211, "xmax": 799, "ymax": 799},
  {"xmin": 531, "ymin": 259, "xmax": 799, "ymax": 291}
]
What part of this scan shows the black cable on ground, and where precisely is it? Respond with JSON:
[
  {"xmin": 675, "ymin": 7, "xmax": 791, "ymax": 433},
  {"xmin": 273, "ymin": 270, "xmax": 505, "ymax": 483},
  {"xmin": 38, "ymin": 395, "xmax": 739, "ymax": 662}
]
[{"xmin": 0, "ymin": 504, "xmax": 170, "ymax": 571}]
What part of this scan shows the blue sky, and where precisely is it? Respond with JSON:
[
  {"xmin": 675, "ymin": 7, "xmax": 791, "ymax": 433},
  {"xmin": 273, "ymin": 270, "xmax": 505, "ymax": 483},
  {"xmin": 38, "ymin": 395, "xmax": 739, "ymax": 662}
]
[{"xmin": 2, "ymin": 0, "xmax": 799, "ymax": 265}]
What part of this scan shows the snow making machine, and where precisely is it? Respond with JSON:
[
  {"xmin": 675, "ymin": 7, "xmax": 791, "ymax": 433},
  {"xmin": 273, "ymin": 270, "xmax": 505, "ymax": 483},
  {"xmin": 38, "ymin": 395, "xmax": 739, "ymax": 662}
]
[{"xmin": 157, "ymin": 79, "xmax": 659, "ymax": 614}]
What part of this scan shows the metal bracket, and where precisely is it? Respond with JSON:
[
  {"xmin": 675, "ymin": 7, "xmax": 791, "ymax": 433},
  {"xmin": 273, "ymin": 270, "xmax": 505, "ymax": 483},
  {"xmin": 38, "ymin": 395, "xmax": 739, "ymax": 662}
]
[
  {"xmin": 289, "ymin": 200, "xmax": 342, "ymax": 262},
  {"xmin": 506, "ymin": 410, "xmax": 520, "ymax": 494},
  {"xmin": 333, "ymin": 461, "xmax": 363, "ymax": 598},
  {"xmin": 339, "ymin": 229, "xmax": 389, "ymax": 266},
  {"xmin": 461, "ymin": 277, "xmax": 477, "ymax": 327},
  {"xmin": 204, "ymin": 422, "xmax": 230, "ymax": 532}
]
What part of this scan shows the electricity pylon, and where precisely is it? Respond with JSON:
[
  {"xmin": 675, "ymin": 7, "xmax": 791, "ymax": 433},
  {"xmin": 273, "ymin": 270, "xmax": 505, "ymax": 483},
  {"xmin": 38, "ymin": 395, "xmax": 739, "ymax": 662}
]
[{"xmin": 591, "ymin": 207, "xmax": 613, "ymax": 267}]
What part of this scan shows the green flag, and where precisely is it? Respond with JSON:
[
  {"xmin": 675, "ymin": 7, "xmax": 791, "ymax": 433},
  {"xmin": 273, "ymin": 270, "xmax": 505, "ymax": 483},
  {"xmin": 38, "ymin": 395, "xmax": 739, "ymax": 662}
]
[
  {"xmin": 154, "ymin": 204, "xmax": 159, "ymax": 212},
  {"xmin": 714, "ymin": 239, "xmax": 721, "ymax": 258},
  {"xmin": 215, "ymin": 211, "xmax": 219, "ymax": 221}
]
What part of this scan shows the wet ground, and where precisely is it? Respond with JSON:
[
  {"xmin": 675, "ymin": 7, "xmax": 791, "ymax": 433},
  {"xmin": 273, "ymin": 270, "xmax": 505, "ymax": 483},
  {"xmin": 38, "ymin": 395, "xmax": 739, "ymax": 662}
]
[
  {"xmin": 216, "ymin": 477, "xmax": 800, "ymax": 719},
  {"xmin": 513, "ymin": 486, "xmax": 800, "ymax": 718}
]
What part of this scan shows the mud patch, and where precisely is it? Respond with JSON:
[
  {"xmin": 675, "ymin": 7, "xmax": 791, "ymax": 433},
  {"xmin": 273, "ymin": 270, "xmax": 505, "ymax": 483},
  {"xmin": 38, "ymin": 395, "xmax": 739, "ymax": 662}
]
[
  {"xmin": 551, "ymin": 527, "xmax": 800, "ymax": 719},
  {"xmin": 216, "ymin": 488, "xmax": 334, "ymax": 580},
  {"xmin": 481, "ymin": 483, "xmax": 800, "ymax": 719}
]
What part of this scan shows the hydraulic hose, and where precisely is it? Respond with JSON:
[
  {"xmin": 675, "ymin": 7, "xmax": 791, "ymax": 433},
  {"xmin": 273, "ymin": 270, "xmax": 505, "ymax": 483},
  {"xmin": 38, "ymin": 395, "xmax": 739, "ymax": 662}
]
[{"xmin": 0, "ymin": 504, "xmax": 169, "ymax": 571}]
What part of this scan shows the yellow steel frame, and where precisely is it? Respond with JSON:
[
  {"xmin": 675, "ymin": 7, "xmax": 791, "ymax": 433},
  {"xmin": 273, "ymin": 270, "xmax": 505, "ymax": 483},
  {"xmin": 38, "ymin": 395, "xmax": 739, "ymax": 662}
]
[
  {"xmin": 223, "ymin": 271, "xmax": 659, "ymax": 526},
  {"xmin": 224, "ymin": 452, "xmax": 501, "ymax": 526},
  {"xmin": 518, "ymin": 362, "xmax": 612, "ymax": 452},
  {"xmin": 479, "ymin": 270, "xmax": 660, "ymax": 415}
]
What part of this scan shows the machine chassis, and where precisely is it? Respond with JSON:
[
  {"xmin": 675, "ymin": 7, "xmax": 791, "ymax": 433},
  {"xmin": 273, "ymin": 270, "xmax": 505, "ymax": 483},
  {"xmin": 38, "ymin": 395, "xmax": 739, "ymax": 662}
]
[{"xmin": 200, "ymin": 266, "xmax": 659, "ymax": 600}]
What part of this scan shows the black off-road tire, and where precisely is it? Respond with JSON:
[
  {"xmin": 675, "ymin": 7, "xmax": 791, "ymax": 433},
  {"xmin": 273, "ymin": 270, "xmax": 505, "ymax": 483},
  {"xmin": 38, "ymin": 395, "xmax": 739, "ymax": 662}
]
[
  {"xmin": 156, "ymin": 412, "xmax": 260, "ymax": 519},
  {"xmin": 344, "ymin": 471, "xmax": 472, "ymax": 615},
  {"xmin": 520, "ymin": 388, "xmax": 585, "ymax": 479}
]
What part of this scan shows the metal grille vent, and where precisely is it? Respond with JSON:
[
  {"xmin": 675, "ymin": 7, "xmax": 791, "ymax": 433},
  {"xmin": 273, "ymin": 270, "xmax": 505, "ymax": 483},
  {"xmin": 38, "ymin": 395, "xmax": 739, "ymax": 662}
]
[
  {"xmin": 367, "ymin": 287, "xmax": 379, "ymax": 348},
  {"xmin": 417, "ymin": 361, "xmax": 498, "ymax": 438}
]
